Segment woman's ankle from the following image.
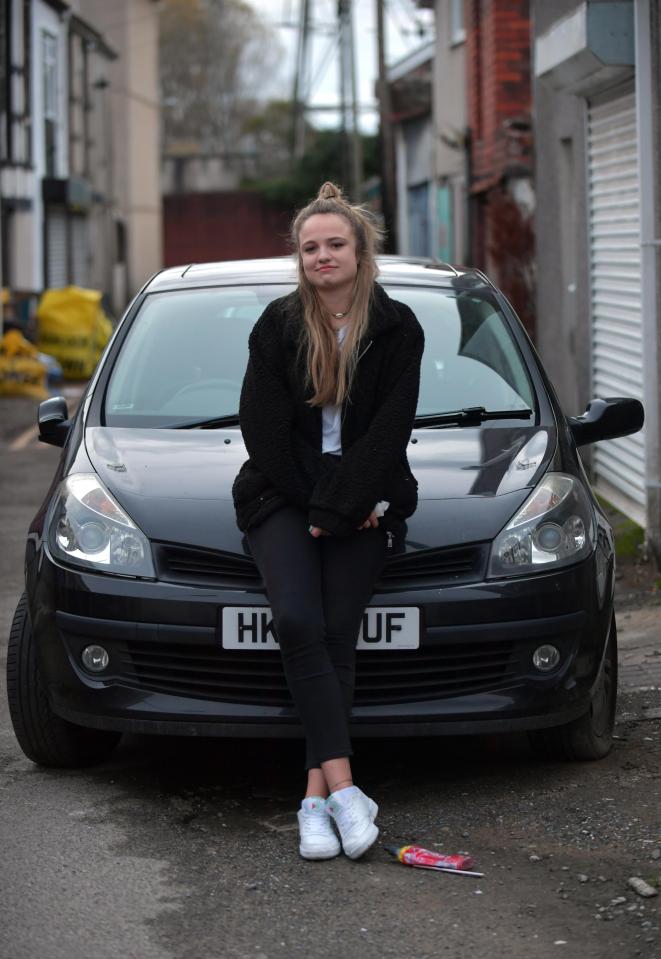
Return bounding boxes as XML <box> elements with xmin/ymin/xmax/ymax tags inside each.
<box><xmin>328</xmin><ymin>778</ymin><xmax>353</xmax><ymax>794</ymax></box>
<box><xmin>305</xmin><ymin>766</ymin><xmax>330</xmax><ymax>800</ymax></box>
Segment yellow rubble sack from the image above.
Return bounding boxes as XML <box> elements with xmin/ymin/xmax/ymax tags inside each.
<box><xmin>0</xmin><ymin>329</ymin><xmax>49</xmax><ymax>399</ymax></box>
<box><xmin>37</xmin><ymin>285</ymin><xmax>112</xmax><ymax>380</ymax></box>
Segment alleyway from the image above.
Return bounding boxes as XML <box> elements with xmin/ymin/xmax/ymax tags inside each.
<box><xmin>1</xmin><ymin>394</ymin><xmax>659</xmax><ymax>959</ymax></box>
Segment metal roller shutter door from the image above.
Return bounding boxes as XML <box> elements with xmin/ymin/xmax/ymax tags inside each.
<box><xmin>587</xmin><ymin>91</ymin><xmax>646</xmax><ymax>526</ymax></box>
<box><xmin>46</xmin><ymin>208</ymin><xmax>68</xmax><ymax>288</ymax></box>
<box><xmin>71</xmin><ymin>215</ymin><xmax>90</xmax><ymax>287</ymax></box>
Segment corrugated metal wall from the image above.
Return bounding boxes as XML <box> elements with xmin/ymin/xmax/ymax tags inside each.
<box><xmin>45</xmin><ymin>209</ymin><xmax>68</xmax><ymax>288</ymax></box>
<box><xmin>71</xmin><ymin>215</ymin><xmax>90</xmax><ymax>287</ymax></box>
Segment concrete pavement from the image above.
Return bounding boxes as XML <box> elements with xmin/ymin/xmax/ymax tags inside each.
<box><xmin>1</xmin><ymin>392</ymin><xmax>660</xmax><ymax>959</ymax></box>
<box><xmin>618</xmin><ymin>606</ymin><xmax>661</xmax><ymax>690</ymax></box>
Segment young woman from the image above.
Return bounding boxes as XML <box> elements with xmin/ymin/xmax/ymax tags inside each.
<box><xmin>233</xmin><ymin>182</ymin><xmax>424</xmax><ymax>861</ymax></box>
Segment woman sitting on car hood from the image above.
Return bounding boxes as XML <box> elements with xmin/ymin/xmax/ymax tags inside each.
<box><xmin>233</xmin><ymin>181</ymin><xmax>424</xmax><ymax>861</ymax></box>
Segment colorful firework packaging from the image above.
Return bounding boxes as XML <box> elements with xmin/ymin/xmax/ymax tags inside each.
<box><xmin>384</xmin><ymin>844</ymin><xmax>484</xmax><ymax>877</ymax></box>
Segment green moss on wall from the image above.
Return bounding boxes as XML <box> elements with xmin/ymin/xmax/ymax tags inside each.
<box><xmin>597</xmin><ymin>495</ymin><xmax>645</xmax><ymax>561</ymax></box>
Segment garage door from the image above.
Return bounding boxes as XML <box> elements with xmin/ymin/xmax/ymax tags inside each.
<box><xmin>46</xmin><ymin>207</ymin><xmax>68</xmax><ymax>288</ymax></box>
<box><xmin>71</xmin><ymin>214</ymin><xmax>90</xmax><ymax>287</ymax></box>
<box><xmin>587</xmin><ymin>90</ymin><xmax>646</xmax><ymax>526</ymax></box>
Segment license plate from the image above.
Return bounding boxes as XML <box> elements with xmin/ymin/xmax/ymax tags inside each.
<box><xmin>221</xmin><ymin>607</ymin><xmax>420</xmax><ymax>650</ymax></box>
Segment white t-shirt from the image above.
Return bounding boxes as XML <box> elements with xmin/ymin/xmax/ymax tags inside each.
<box><xmin>321</xmin><ymin>324</ymin><xmax>349</xmax><ymax>454</ymax></box>
<box><xmin>321</xmin><ymin>324</ymin><xmax>389</xmax><ymax>519</ymax></box>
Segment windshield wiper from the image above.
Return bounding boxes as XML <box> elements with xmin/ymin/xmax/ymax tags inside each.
<box><xmin>414</xmin><ymin>407</ymin><xmax>533</xmax><ymax>428</ymax></box>
<box><xmin>164</xmin><ymin>414</ymin><xmax>241</xmax><ymax>430</ymax></box>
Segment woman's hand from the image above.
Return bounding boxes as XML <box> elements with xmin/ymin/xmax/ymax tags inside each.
<box><xmin>309</xmin><ymin>509</ymin><xmax>379</xmax><ymax>536</ymax></box>
<box><xmin>357</xmin><ymin>510</ymin><xmax>379</xmax><ymax>530</ymax></box>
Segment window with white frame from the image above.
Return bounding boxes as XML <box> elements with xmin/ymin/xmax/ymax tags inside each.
<box><xmin>43</xmin><ymin>30</ymin><xmax>58</xmax><ymax>176</ymax></box>
<box><xmin>450</xmin><ymin>0</ymin><xmax>465</xmax><ymax>45</ymax></box>
<box><xmin>0</xmin><ymin>0</ymin><xmax>8</xmax><ymax>161</ymax></box>
<box><xmin>1</xmin><ymin>0</ymin><xmax>31</xmax><ymax>165</ymax></box>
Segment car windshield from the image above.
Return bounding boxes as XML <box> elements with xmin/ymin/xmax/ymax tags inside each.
<box><xmin>103</xmin><ymin>282</ymin><xmax>535</xmax><ymax>427</ymax></box>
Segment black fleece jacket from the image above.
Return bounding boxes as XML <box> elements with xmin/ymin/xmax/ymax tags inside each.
<box><xmin>232</xmin><ymin>282</ymin><xmax>424</xmax><ymax>537</ymax></box>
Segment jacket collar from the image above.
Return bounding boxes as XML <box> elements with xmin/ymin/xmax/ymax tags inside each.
<box><xmin>367</xmin><ymin>281</ymin><xmax>403</xmax><ymax>338</ymax></box>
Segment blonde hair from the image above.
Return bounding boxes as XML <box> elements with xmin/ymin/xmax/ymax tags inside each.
<box><xmin>291</xmin><ymin>181</ymin><xmax>384</xmax><ymax>407</ymax></box>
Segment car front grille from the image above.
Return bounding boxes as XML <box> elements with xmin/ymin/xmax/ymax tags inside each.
<box><xmin>120</xmin><ymin>637</ymin><xmax>517</xmax><ymax>707</ymax></box>
<box><xmin>154</xmin><ymin>544</ymin><xmax>260</xmax><ymax>589</ymax></box>
<box><xmin>379</xmin><ymin>544</ymin><xmax>488</xmax><ymax>589</ymax></box>
<box><xmin>153</xmin><ymin>542</ymin><xmax>489</xmax><ymax>591</ymax></box>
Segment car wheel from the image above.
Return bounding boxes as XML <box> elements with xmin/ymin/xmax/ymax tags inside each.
<box><xmin>529</xmin><ymin>615</ymin><xmax>618</xmax><ymax>761</ymax></box>
<box><xmin>6</xmin><ymin>594</ymin><xmax>122</xmax><ymax>767</ymax></box>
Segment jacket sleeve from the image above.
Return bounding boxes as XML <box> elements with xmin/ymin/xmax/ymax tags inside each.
<box><xmin>308</xmin><ymin>318</ymin><xmax>424</xmax><ymax>536</ymax></box>
<box><xmin>239</xmin><ymin>308</ymin><xmax>325</xmax><ymax>508</ymax></box>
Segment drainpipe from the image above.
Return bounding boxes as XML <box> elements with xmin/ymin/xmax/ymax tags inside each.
<box><xmin>0</xmin><ymin>200</ymin><xmax>3</xmax><ymax>337</ymax></box>
<box><xmin>463</xmin><ymin>126</ymin><xmax>472</xmax><ymax>265</ymax></box>
<box><xmin>636</xmin><ymin>0</ymin><xmax>661</xmax><ymax>563</ymax></box>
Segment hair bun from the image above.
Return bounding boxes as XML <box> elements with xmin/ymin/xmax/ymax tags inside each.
<box><xmin>317</xmin><ymin>181</ymin><xmax>344</xmax><ymax>201</ymax></box>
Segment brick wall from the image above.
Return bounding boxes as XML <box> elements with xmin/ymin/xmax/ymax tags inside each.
<box><xmin>466</xmin><ymin>0</ymin><xmax>532</xmax><ymax>190</ymax></box>
<box><xmin>465</xmin><ymin>0</ymin><xmax>534</xmax><ymax>336</ymax></box>
<box><xmin>163</xmin><ymin>192</ymin><xmax>292</xmax><ymax>267</ymax></box>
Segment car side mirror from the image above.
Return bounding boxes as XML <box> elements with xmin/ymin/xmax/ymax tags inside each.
<box><xmin>38</xmin><ymin>396</ymin><xmax>72</xmax><ymax>448</ymax></box>
<box><xmin>568</xmin><ymin>397</ymin><xmax>644</xmax><ymax>447</ymax></box>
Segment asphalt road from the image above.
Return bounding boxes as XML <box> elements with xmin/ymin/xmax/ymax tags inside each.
<box><xmin>1</xmin><ymin>395</ymin><xmax>660</xmax><ymax>959</ymax></box>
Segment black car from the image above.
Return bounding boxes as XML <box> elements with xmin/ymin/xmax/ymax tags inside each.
<box><xmin>7</xmin><ymin>257</ymin><xmax>644</xmax><ymax>768</ymax></box>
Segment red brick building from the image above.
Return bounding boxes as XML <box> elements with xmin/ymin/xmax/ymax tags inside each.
<box><xmin>465</xmin><ymin>0</ymin><xmax>534</xmax><ymax>334</ymax></box>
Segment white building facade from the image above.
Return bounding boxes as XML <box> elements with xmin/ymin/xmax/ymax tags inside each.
<box><xmin>0</xmin><ymin>0</ymin><xmax>161</xmax><ymax>322</ymax></box>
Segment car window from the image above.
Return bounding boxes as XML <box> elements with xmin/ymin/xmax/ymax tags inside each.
<box><xmin>387</xmin><ymin>287</ymin><xmax>535</xmax><ymax>416</ymax></box>
<box><xmin>103</xmin><ymin>282</ymin><xmax>535</xmax><ymax>427</ymax></box>
<box><xmin>104</xmin><ymin>286</ymin><xmax>292</xmax><ymax>426</ymax></box>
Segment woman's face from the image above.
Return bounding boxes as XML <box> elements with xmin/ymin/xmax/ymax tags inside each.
<box><xmin>298</xmin><ymin>213</ymin><xmax>359</xmax><ymax>296</ymax></box>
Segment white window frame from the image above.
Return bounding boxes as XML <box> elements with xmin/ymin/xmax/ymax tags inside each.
<box><xmin>42</xmin><ymin>30</ymin><xmax>58</xmax><ymax>122</ymax></box>
<box><xmin>42</xmin><ymin>29</ymin><xmax>58</xmax><ymax>176</ymax></box>
<box><xmin>450</xmin><ymin>0</ymin><xmax>466</xmax><ymax>46</ymax></box>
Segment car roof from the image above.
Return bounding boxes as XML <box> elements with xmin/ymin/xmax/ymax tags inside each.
<box><xmin>144</xmin><ymin>256</ymin><xmax>490</xmax><ymax>294</ymax></box>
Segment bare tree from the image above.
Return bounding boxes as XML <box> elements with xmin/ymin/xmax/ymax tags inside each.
<box><xmin>160</xmin><ymin>0</ymin><xmax>280</xmax><ymax>154</ymax></box>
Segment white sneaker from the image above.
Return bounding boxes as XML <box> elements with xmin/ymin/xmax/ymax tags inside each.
<box><xmin>326</xmin><ymin>786</ymin><xmax>379</xmax><ymax>860</ymax></box>
<box><xmin>297</xmin><ymin>796</ymin><xmax>341</xmax><ymax>860</ymax></box>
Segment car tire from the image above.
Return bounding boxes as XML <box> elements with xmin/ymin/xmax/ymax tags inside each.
<box><xmin>529</xmin><ymin>615</ymin><xmax>618</xmax><ymax>762</ymax></box>
<box><xmin>6</xmin><ymin>594</ymin><xmax>122</xmax><ymax>768</ymax></box>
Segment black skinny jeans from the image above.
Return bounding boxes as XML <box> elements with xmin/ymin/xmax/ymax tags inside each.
<box><xmin>247</xmin><ymin>505</ymin><xmax>388</xmax><ymax>771</ymax></box>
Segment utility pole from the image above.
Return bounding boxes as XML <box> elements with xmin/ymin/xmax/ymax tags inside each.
<box><xmin>338</xmin><ymin>0</ymin><xmax>362</xmax><ymax>201</ymax></box>
<box><xmin>292</xmin><ymin>0</ymin><xmax>311</xmax><ymax>159</ymax></box>
<box><xmin>347</xmin><ymin>0</ymin><xmax>362</xmax><ymax>201</ymax></box>
<box><xmin>376</xmin><ymin>0</ymin><xmax>397</xmax><ymax>251</ymax></box>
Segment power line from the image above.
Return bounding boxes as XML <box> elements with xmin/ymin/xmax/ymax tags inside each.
<box><xmin>292</xmin><ymin>0</ymin><xmax>311</xmax><ymax>157</ymax></box>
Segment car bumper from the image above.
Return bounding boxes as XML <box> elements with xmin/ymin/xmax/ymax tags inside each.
<box><xmin>27</xmin><ymin>547</ymin><xmax>613</xmax><ymax>738</ymax></box>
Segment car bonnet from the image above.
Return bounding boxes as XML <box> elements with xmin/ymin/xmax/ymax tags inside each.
<box><xmin>84</xmin><ymin>422</ymin><xmax>555</xmax><ymax>554</ymax></box>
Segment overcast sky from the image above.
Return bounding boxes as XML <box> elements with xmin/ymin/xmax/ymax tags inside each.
<box><xmin>245</xmin><ymin>0</ymin><xmax>435</xmax><ymax>133</ymax></box>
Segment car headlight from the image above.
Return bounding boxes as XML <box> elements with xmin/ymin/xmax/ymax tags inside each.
<box><xmin>488</xmin><ymin>472</ymin><xmax>596</xmax><ymax>577</ymax></box>
<box><xmin>49</xmin><ymin>474</ymin><xmax>155</xmax><ymax>578</ymax></box>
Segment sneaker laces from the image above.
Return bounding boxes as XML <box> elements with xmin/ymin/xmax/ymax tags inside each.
<box><xmin>300</xmin><ymin>805</ymin><xmax>333</xmax><ymax>837</ymax></box>
<box><xmin>328</xmin><ymin>794</ymin><xmax>361</xmax><ymax>830</ymax></box>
